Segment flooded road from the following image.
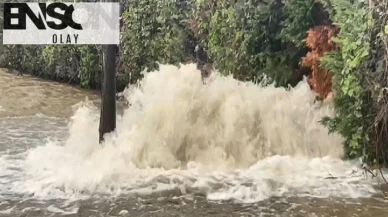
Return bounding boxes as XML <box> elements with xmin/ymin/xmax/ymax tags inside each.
<box><xmin>1</xmin><ymin>66</ymin><xmax>388</xmax><ymax>217</ymax></box>
<box><xmin>0</xmin><ymin>69</ymin><xmax>100</xmax><ymax>118</ymax></box>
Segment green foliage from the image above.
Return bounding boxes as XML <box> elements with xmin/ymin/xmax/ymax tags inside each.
<box><xmin>120</xmin><ymin>0</ymin><xmax>195</xmax><ymax>84</ymax></box>
<box><xmin>279</xmin><ymin>0</ymin><xmax>315</xmax><ymax>47</ymax></box>
<box><xmin>195</xmin><ymin>0</ymin><xmax>315</xmax><ymax>86</ymax></box>
<box><xmin>1</xmin><ymin>0</ymin><xmax>316</xmax><ymax>90</ymax></box>
<box><xmin>364</xmin><ymin>0</ymin><xmax>388</xmax><ymax>166</ymax></box>
<box><xmin>0</xmin><ymin>0</ymin><xmax>103</xmax><ymax>89</ymax></box>
<box><xmin>320</xmin><ymin>0</ymin><xmax>371</xmax><ymax>160</ymax></box>
<box><xmin>42</xmin><ymin>46</ymin><xmax>78</xmax><ymax>80</ymax></box>
<box><xmin>120</xmin><ymin>0</ymin><xmax>159</xmax><ymax>84</ymax></box>
<box><xmin>119</xmin><ymin>0</ymin><xmax>317</xmax><ymax>87</ymax></box>
<box><xmin>78</xmin><ymin>46</ymin><xmax>102</xmax><ymax>89</ymax></box>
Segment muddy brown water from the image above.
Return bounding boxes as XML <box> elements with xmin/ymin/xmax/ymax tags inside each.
<box><xmin>1</xmin><ymin>69</ymin><xmax>388</xmax><ymax>217</ymax></box>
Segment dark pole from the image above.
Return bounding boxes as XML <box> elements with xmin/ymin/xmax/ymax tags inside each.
<box><xmin>99</xmin><ymin>0</ymin><xmax>118</xmax><ymax>143</ymax></box>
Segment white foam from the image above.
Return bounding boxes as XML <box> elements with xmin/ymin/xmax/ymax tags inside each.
<box><xmin>1</xmin><ymin>64</ymin><xmax>384</xmax><ymax>203</ymax></box>
<box><xmin>46</xmin><ymin>205</ymin><xmax>79</xmax><ymax>215</ymax></box>
<box><xmin>0</xmin><ymin>207</ymin><xmax>14</xmax><ymax>214</ymax></box>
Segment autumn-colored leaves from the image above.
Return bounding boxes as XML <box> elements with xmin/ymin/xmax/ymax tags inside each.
<box><xmin>302</xmin><ymin>26</ymin><xmax>338</xmax><ymax>100</ymax></box>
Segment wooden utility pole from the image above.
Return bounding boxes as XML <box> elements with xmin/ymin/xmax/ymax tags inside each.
<box><xmin>99</xmin><ymin>0</ymin><xmax>118</xmax><ymax>143</ymax></box>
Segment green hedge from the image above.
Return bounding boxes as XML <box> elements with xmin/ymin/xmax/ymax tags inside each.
<box><xmin>0</xmin><ymin>0</ymin><xmax>316</xmax><ymax>90</ymax></box>
<box><xmin>196</xmin><ymin>0</ymin><xmax>315</xmax><ymax>86</ymax></box>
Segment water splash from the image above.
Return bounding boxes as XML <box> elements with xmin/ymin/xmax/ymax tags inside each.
<box><xmin>1</xmin><ymin>64</ymin><xmax>382</xmax><ymax>204</ymax></box>
<box><xmin>107</xmin><ymin>63</ymin><xmax>342</xmax><ymax>168</ymax></box>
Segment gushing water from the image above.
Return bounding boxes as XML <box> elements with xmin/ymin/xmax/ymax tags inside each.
<box><xmin>0</xmin><ymin>65</ymin><xmax>385</xmax><ymax>216</ymax></box>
